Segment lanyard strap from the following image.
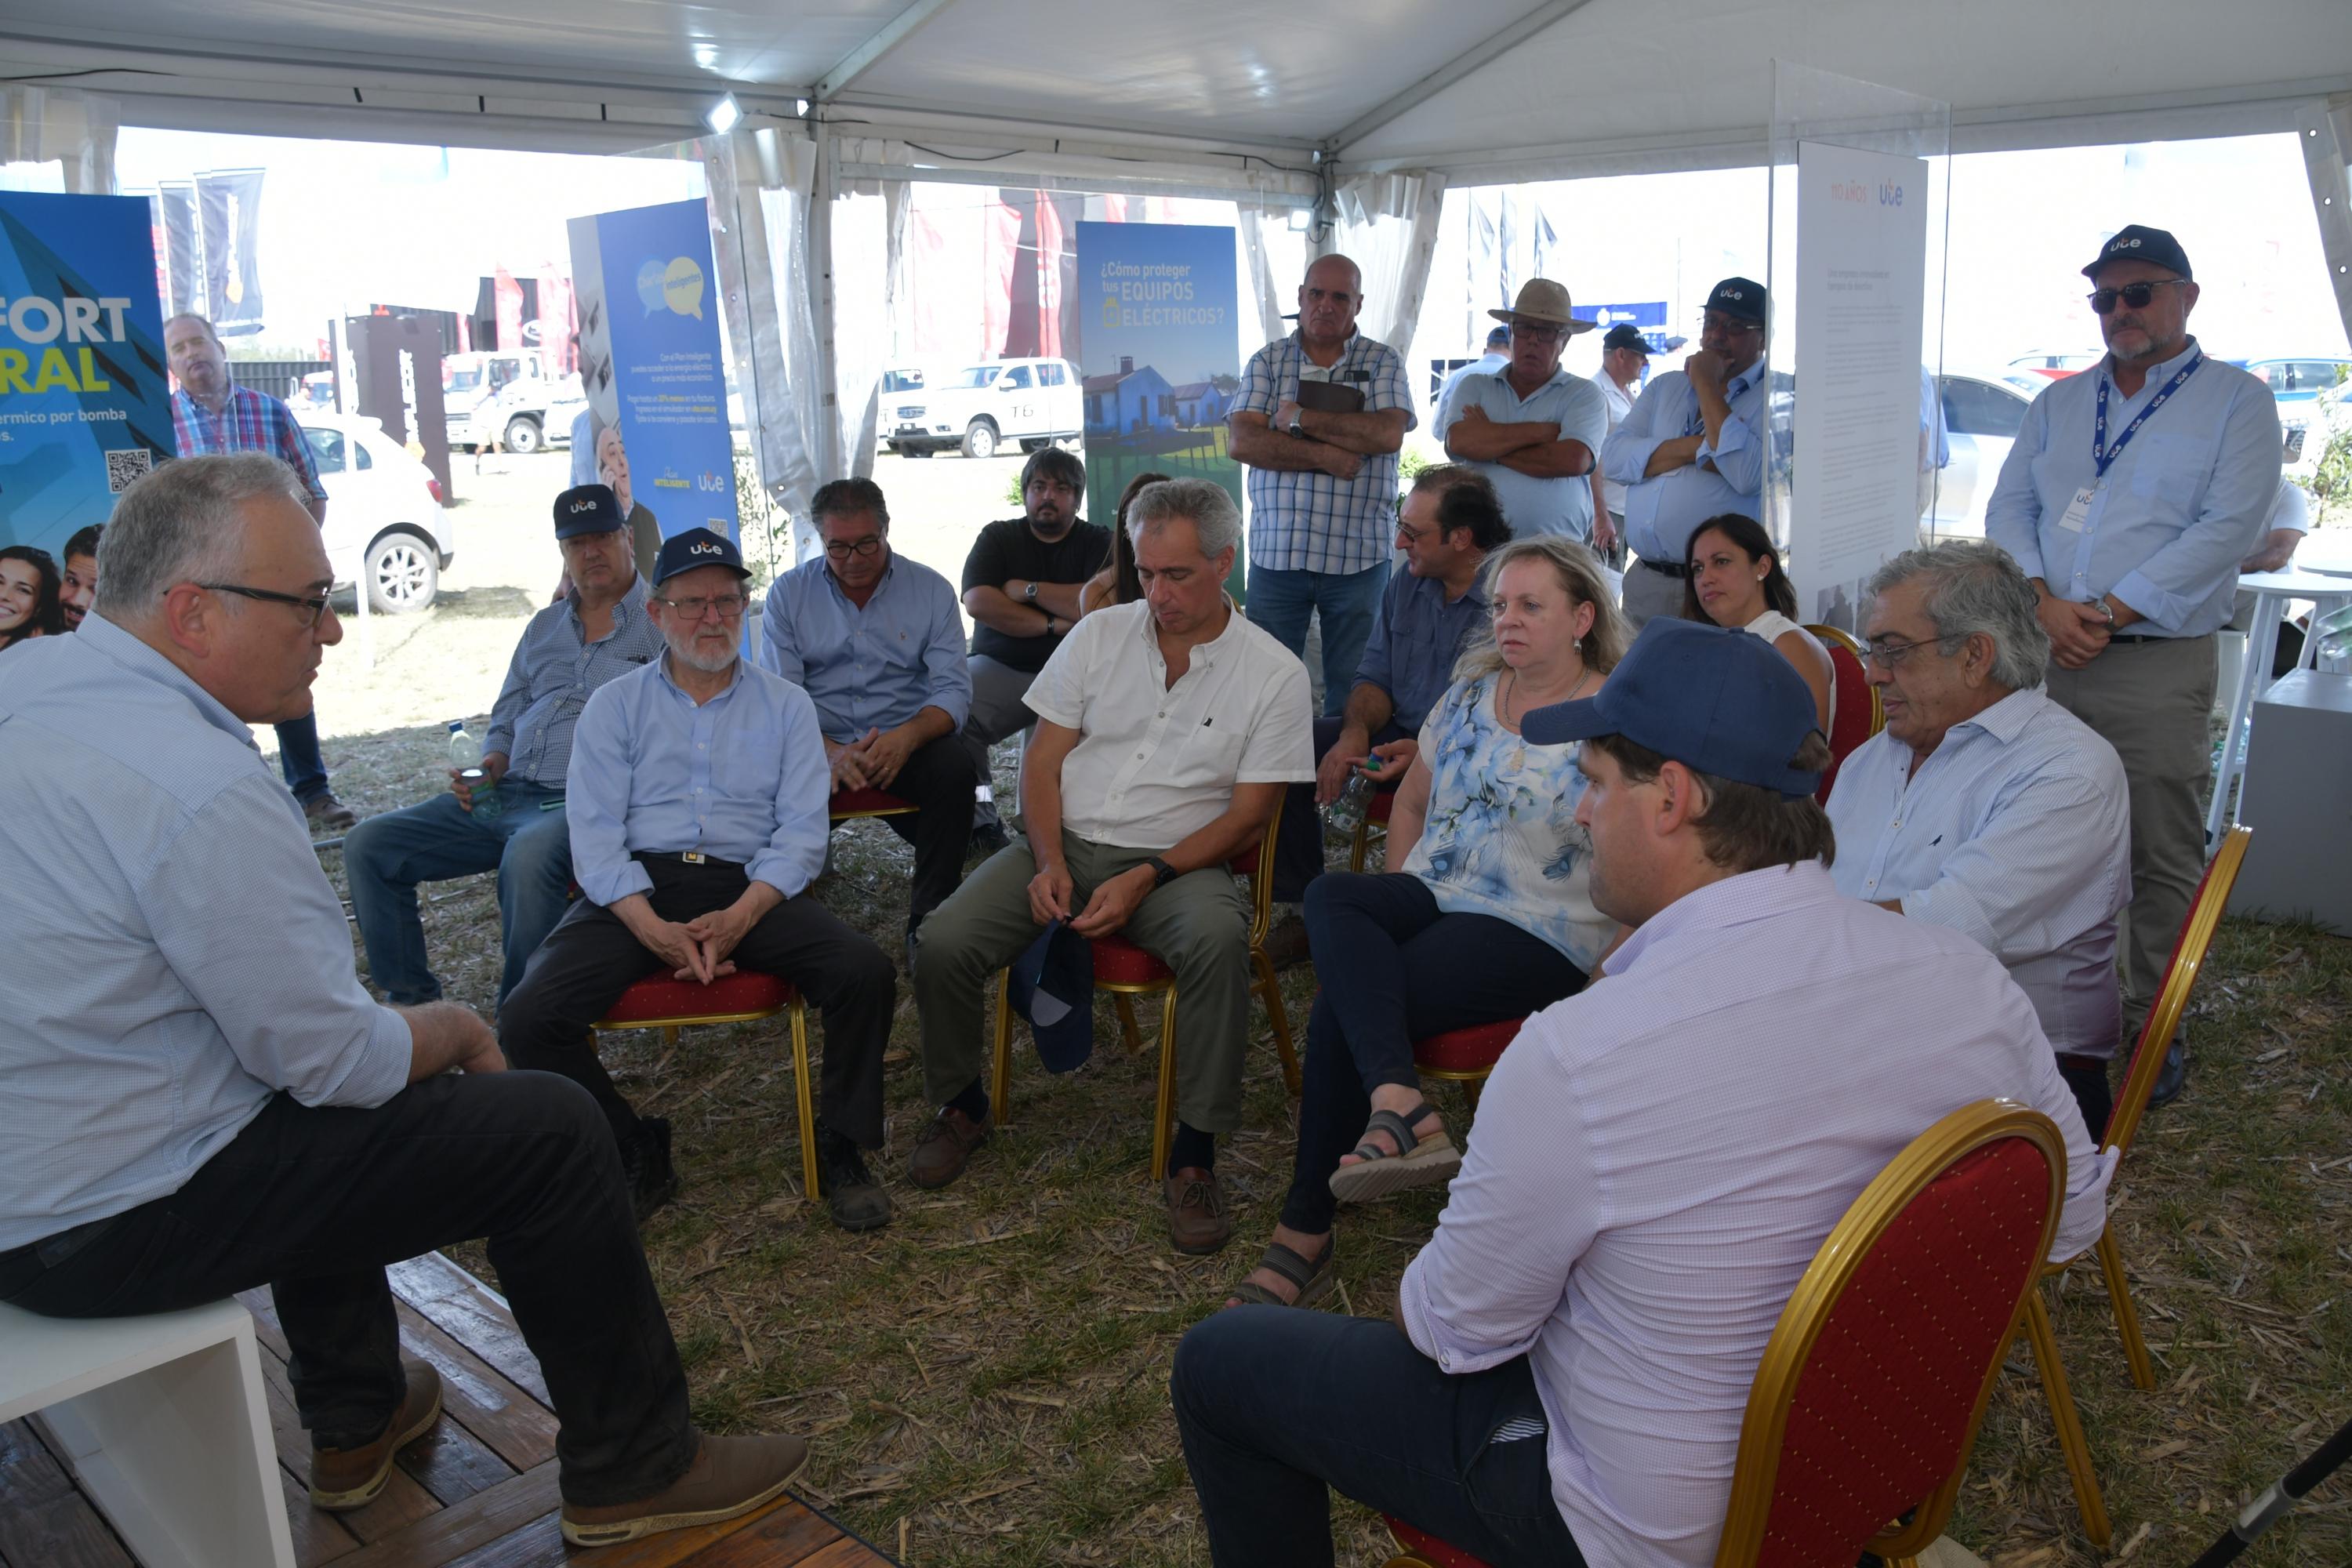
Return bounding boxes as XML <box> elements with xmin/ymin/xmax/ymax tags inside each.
<box><xmin>2093</xmin><ymin>353</ymin><xmax>2201</xmax><ymax>478</ymax></box>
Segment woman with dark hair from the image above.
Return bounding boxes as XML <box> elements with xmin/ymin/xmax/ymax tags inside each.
<box><xmin>0</xmin><ymin>545</ymin><xmax>65</xmax><ymax>652</ymax></box>
<box><xmin>1079</xmin><ymin>470</ymin><xmax>1171</xmax><ymax>613</ymax></box>
<box><xmin>1682</xmin><ymin>511</ymin><xmax>1834</xmax><ymax>734</ymax></box>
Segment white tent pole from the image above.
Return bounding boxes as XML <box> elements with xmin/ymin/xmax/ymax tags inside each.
<box><xmin>811</xmin><ymin>118</ymin><xmax>840</xmax><ymax>484</ymax></box>
<box><xmin>2296</xmin><ymin>96</ymin><xmax>2352</xmax><ymax>354</ymax></box>
<box><xmin>815</xmin><ymin>0</ymin><xmax>963</xmax><ymax>103</ymax></box>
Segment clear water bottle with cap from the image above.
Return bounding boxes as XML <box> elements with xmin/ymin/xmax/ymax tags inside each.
<box><xmin>448</xmin><ymin>720</ymin><xmax>502</xmax><ymax>821</ymax></box>
<box><xmin>1326</xmin><ymin>768</ymin><xmax>1376</xmax><ymax>835</ymax></box>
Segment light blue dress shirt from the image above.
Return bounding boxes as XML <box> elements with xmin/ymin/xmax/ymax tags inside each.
<box><xmin>1984</xmin><ymin>339</ymin><xmax>2281</xmax><ymax>638</ymax></box>
<box><xmin>756</xmin><ymin>554</ymin><xmax>972</xmax><ymax>741</ymax></box>
<box><xmin>567</xmin><ymin>655</ymin><xmax>830</xmax><ymax>908</ymax></box>
<box><xmin>1439</xmin><ymin>368</ymin><xmax>1610</xmax><ymax>541</ymax></box>
<box><xmin>0</xmin><ymin>619</ymin><xmax>413</xmax><ymax>1249</ymax></box>
<box><xmin>1825</xmin><ymin>688</ymin><xmax>2132</xmax><ymax>1057</ymax></box>
<box><xmin>484</xmin><ymin>575</ymin><xmax>662</xmax><ymax>787</ymax></box>
<box><xmin>1599</xmin><ymin>361</ymin><xmax>1771</xmax><ymax>564</ymax></box>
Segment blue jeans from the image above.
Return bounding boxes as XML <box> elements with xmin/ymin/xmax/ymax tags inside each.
<box><xmin>1173</xmin><ymin>1305</ymin><xmax>1588</xmax><ymax>1568</ymax></box>
<box><xmin>275</xmin><ymin>713</ymin><xmax>328</xmax><ymax>801</ymax></box>
<box><xmin>343</xmin><ymin>779</ymin><xmax>573</xmax><ymax>1007</ymax></box>
<box><xmin>1245</xmin><ymin>562</ymin><xmax>1390</xmax><ymax>718</ymax></box>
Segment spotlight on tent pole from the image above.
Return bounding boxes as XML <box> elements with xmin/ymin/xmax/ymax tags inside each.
<box><xmin>706</xmin><ymin>94</ymin><xmax>742</xmax><ymax>135</ymax></box>
<box><xmin>795</xmin><ymin>98</ymin><xmax>811</xmax><ymax>118</ymax></box>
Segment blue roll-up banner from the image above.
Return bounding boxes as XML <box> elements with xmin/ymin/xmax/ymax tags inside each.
<box><xmin>0</xmin><ymin>191</ymin><xmax>174</xmax><ymax>554</ymax></box>
<box><xmin>567</xmin><ymin>198</ymin><xmax>739</xmax><ymax>558</ymax></box>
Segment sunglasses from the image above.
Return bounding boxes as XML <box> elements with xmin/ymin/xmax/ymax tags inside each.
<box><xmin>2087</xmin><ymin>278</ymin><xmax>2187</xmax><ymax>315</ymax></box>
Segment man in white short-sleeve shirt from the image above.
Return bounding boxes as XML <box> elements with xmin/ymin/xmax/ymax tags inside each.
<box><xmin>909</xmin><ymin>478</ymin><xmax>1312</xmax><ymax>1253</ymax></box>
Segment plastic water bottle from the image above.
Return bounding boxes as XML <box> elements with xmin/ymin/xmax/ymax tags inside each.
<box><xmin>1327</xmin><ymin>769</ymin><xmax>1375</xmax><ymax>834</ymax></box>
<box><xmin>448</xmin><ymin>720</ymin><xmax>502</xmax><ymax>821</ymax></box>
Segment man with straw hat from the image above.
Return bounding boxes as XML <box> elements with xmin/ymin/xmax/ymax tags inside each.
<box><xmin>1437</xmin><ymin>279</ymin><xmax>1609</xmax><ymax>545</ymax></box>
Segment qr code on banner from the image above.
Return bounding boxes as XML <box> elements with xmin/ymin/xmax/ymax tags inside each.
<box><xmin>105</xmin><ymin>448</ymin><xmax>154</xmax><ymax>493</ymax></box>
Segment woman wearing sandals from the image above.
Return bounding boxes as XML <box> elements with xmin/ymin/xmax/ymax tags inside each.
<box><xmin>1681</xmin><ymin>511</ymin><xmax>1835</xmax><ymax>735</ymax></box>
<box><xmin>1230</xmin><ymin>535</ymin><xmax>1625</xmax><ymax>1308</ymax></box>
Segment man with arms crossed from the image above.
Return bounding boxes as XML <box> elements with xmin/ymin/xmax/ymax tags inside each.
<box><xmin>1171</xmin><ymin>617</ymin><xmax>2112</xmax><ymax>1567</ymax></box>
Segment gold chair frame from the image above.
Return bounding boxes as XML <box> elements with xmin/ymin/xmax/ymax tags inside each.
<box><xmin>1804</xmin><ymin>622</ymin><xmax>1888</xmax><ymax>739</ymax></box>
<box><xmin>593</xmin><ymin>989</ymin><xmax>818</xmax><ymax>1203</ymax></box>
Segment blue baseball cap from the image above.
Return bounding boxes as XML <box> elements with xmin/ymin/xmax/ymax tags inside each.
<box><xmin>651</xmin><ymin>526</ymin><xmax>749</xmax><ymax>587</ymax></box>
<box><xmin>1705</xmin><ymin>276</ymin><xmax>1767</xmax><ymax>325</ymax></box>
<box><xmin>1523</xmin><ymin>618</ymin><xmax>1822</xmax><ymax>798</ymax></box>
<box><xmin>554</xmin><ymin>483</ymin><xmax>626</xmax><ymax>539</ymax></box>
<box><xmin>2082</xmin><ymin>223</ymin><xmax>2192</xmax><ymax>282</ymax></box>
<box><xmin>1007</xmin><ymin>920</ymin><xmax>1094</xmax><ymax>1073</ymax></box>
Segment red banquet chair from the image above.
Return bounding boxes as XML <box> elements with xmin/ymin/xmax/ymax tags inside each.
<box><xmin>989</xmin><ymin>826</ymin><xmax>1299</xmax><ymax>1180</ymax></box>
<box><xmin>593</xmin><ymin>971</ymin><xmax>819</xmax><ymax>1202</ymax></box>
<box><xmin>1412</xmin><ymin>1017</ymin><xmax>1524</xmax><ymax>1112</ymax></box>
<box><xmin>827</xmin><ymin>786</ymin><xmax>920</xmax><ymax>824</ymax></box>
<box><xmin>1385</xmin><ymin>1100</ymin><xmax>2070</xmax><ymax>1568</ymax></box>
<box><xmin>1804</xmin><ymin>622</ymin><xmax>1884</xmax><ymax>804</ymax></box>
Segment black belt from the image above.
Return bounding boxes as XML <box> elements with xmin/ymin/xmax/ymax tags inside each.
<box><xmin>1639</xmin><ymin>558</ymin><xmax>1693</xmax><ymax>579</ymax></box>
<box><xmin>2103</xmin><ymin>632</ymin><xmax>2209</xmax><ymax>647</ymax></box>
<box><xmin>632</xmin><ymin>850</ymin><xmax>747</xmax><ymax>872</ymax></box>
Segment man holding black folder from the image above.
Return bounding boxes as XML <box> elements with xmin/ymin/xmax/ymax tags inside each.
<box><xmin>1230</xmin><ymin>255</ymin><xmax>1417</xmax><ymax>716</ymax></box>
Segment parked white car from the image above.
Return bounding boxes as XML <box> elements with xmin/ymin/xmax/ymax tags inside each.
<box><xmin>884</xmin><ymin>357</ymin><xmax>1081</xmax><ymax>459</ymax></box>
<box><xmin>299</xmin><ymin>412</ymin><xmax>456</xmax><ymax>614</ymax></box>
<box><xmin>1922</xmin><ymin>368</ymin><xmax>2051</xmax><ymax>541</ymax></box>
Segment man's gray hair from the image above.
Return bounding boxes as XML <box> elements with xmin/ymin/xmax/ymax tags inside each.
<box><xmin>1866</xmin><ymin>539</ymin><xmax>2051</xmax><ymax>690</ymax></box>
<box><xmin>96</xmin><ymin>454</ymin><xmax>308</xmax><ymax>617</ymax></box>
<box><xmin>1126</xmin><ymin>478</ymin><xmax>1242</xmax><ymax>560</ymax></box>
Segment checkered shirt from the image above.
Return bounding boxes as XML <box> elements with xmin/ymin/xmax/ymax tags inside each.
<box><xmin>1234</xmin><ymin>330</ymin><xmax>1417</xmax><ymax>575</ymax></box>
<box><xmin>172</xmin><ymin>386</ymin><xmax>327</xmax><ymax>503</ymax></box>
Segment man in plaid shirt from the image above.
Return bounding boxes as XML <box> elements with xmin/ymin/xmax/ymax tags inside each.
<box><xmin>1229</xmin><ymin>255</ymin><xmax>1417</xmax><ymax>717</ymax></box>
<box><xmin>168</xmin><ymin>313</ymin><xmax>356</xmax><ymax>830</ymax></box>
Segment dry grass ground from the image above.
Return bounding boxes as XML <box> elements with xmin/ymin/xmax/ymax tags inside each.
<box><xmin>296</xmin><ymin>466</ymin><xmax>2352</xmax><ymax>1565</ymax></box>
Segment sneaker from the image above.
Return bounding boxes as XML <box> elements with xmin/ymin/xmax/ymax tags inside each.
<box><xmin>303</xmin><ymin>791</ymin><xmax>359</xmax><ymax>832</ymax></box>
<box><xmin>1164</xmin><ymin>1167</ymin><xmax>1233</xmax><ymax>1254</ymax></box>
<box><xmin>310</xmin><ymin>1359</ymin><xmax>442</xmax><ymax>1510</ymax></box>
<box><xmin>623</xmin><ymin>1116</ymin><xmax>678</xmax><ymax>1223</ymax></box>
<box><xmin>970</xmin><ymin>818</ymin><xmax>1011</xmax><ymax>857</ymax></box>
<box><xmin>908</xmin><ymin>1104</ymin><xmax>991</xmax><ymax>1189</ymax></box>
<box><xmin>819</xmin><ymin>1140</ymin><xmax>893</xmax><ymax>1232</ymax></box>
<box><xmin>559</xmin><ymin>1432</ymin><xmax>809</xmax><ymax>1548</ymax></box>
<box><xmin>2147</xmin><ymin>1041</ymin><xmax>2189</xmax><ymax>1108</ymax></box>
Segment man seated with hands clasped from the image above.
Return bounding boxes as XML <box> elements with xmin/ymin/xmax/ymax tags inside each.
<box><xmin>499</xmin><ymin>528</ymin><xmax>899</xmax><ymax>1234</ymax></box>
<box><xmin>911</xmin><ymin>478</ymin><xmax>1312</xmax><ymax>1254</ymax></box>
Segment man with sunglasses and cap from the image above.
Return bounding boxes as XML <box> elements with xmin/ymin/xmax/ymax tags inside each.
<box><xmin>1438</xmin><ymin>279</ymin><xmax>1610</xmax><ymax>546</ymax></box>
<box><xmin>1986</xmin><ymin>224</ymin><xmax>2281</xmax><ymax>1108</ymax></box>
<box><xmin>345</xmin><ymin>484</ymin><xmax>663</xmax><ymax>1014</ymax></box>
<box><xmin>499</xmin><ymin>527</ymin><xmax>898</xmax><ymax>1234</ymax></box>
<box><xmin>1171</xmin><ymin>616</ymin><xmax>2114</xmax><ymax>1568</ymax></box>
<box><xmin>1600</xmin><ymin>278</ymin><xmax>1773</xmax><ymax>629</ymax></box>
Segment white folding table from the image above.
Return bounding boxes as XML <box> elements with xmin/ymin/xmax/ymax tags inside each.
<box><xmin>2209</xmin><ymin>564</ymin><xmax>2352</xmax><ymax>841</ymax></box>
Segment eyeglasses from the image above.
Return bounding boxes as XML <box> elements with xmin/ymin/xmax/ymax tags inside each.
<box><xmin>655</xmin><ymin>593</ymin><xmax>747</xmax><ymax>621</ymax></box>
<box><xmin>822</xmin><ymin>536</ymin><xmax>884</xmax><ymax>559</ymax></box>
<box><xmin>1508</xmin><ymin>322</ymin><xmax>1566</xmax><ymax>344</ymax></box>
<box><xmin>1698</xmin><ymin>315</ymin><xmax>1763</xmax><ymax>336</ymax></box>
<box><xmin>1394</xmin><ymin>517</ymin><xmax>1432</xmax><ymax>545</ymax></box>
<box><xmin>198</xmin><ymin>582</ymin><xmax>334</xmax><ymax>630</ymax></box>
<box><xmin>2086</xmin><ymin>278</ymin><xmax>2187</xmax><ymax>315</ymax></box>
<box><xmin>1859</xmin><ymin>634</ymin><xmax>1955</xmax><ymax>670</ymax></box>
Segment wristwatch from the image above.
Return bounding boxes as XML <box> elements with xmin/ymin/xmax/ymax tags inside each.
<box><xmin>1287</xmin><ymin>415</ymin><xmax>1305</xmax><ymax>439</ymax></box>
<box><xmin>2094</xmin><ymin>596</ymin><xmax>2117</xmax><ymax>626</ymax></box>
<box><xmin>1145</xmin><ymin>856</ymin><xmax>1178</xmax><ymax>888</ymax></box>
<box><xmin>1022</xmin><ymin>581</ymin><xmax>1038</xmax><ymax>603</ymax></box>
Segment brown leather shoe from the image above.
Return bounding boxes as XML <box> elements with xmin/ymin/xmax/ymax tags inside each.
<box><xmin>560</xmin><ymin>1433</ymin><xmax>809</xmax><ymax>1547</ymax></box>
<box><xmin>303</xmin><ymin>791</ymin><xmax>359</xmax><ymax>833</ymax></box>
<box><xmin>908</xmin><ymin>1105</ymin><xmax>991</xmax><ymax>1189</ymax></box>
<box><xmin>1165</xmin><ymin>1166</ymin><xmax>1233</xmax><ymax>1255</ymax></box>
<box><xmin>310</xmin><ymin>1358</ymin><xmax>443</xmax><ymax>1510</ymax></box>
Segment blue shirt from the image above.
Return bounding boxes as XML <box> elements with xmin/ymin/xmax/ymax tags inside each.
<box><xmin>1600</xmin><ymin>361</ymin><xmax>1771</xmax><ymax>564</ymax></box>
<box><xmin>1825</xmin><ymin>688</ymin><xmax>2132</xmax><ymax>1057</ymax></box>
<box><xmin>1354</xmin><ymin>568</ymin><xmax>1490</xmax><ymax>733</ymax></box>
<box><xmin>1233</xmin><ymin>329</ymin><xmax>1419</xmax><ymax>575</ymax></box>
<box><xmin>0</xmin><ymin>619</ymin><xmax>413</xmax><ymax>1249</ymax></box>
<box><xmin>569</xmin><ymin>406</ymin><xmax>598</xmax><ymax>488</ymax></box>
<box><xmin>757</xmin><ymin>554</ymin><xmax>971</xmax><ymax>740</ymax></box>
<box><xmin>1439</xmin><ymin>368</ymin><xmax>1610</xmax><ymax>540</ymax></box>
<box><xmin>485</xmin><ymin>575</ymin><xmax>663</xmax><ymax>787</ymax></box>
<box><xmin>1984</xmin><ymin>339</ymin><xmax>2281</xmax><ymax>637</ymax></box>
<box><xmin>567</xmin><ymin>655</ymin><xmax>831</xmax><ymax>908</ymax></box>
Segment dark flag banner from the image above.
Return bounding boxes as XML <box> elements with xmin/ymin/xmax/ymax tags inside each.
<box><xmin>195</xmin><ymin>168</ymin><xmax>266</xmax><ymax>334</ymax></box>
<box><xmin>158</xmin><ymin>180</ymin><xmax>198</xmax><ymax>318</ymax></box>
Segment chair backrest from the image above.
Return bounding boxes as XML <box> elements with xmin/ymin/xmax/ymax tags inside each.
<box><xmin>2104</xmin><ymin>825</ymin><xmax>2252</xmax><ymax>1160</ymax></box>
<box><xmin>1714</xmin><ymin>1100</ymin><xmax>2065</xmax><ymax>1568</ymax></box>
<box><xmin>1230</xmin><ymin>811</ymin><xmax>1281</xmax><ymax>943</ymax></box>
<box><xmin>1804</xmin><ymin>623</ymin><xmax>1883</xmax><ymax>805</ymax></box>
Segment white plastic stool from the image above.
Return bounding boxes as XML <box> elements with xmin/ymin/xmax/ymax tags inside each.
<box><xmin>0</xmin><ymin>1298</ymin><xmax>295</xmax><ymax>1568</ymax></box>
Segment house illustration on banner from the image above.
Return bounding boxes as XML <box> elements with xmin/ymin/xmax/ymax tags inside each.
<box><xmin>1170</xmin><ymin>380</ymin><xmax>1232</xmax><ymax>428</ymax></box>
<box><xmin>1083</xmin><ymin>357</ymin><xmax>1176</xmax><ymax>434</ymax></box>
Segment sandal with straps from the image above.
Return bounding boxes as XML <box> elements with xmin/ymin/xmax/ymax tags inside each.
<box><xmin>1327</xmin><ymin>1100</ymin><xmax>1460</xmax><ymax>1205</ymax></box>
<box><xmin>1225</xmin><ymin>1236</ymin><xmax>1336</xmax><ymax>1309</ymax></box>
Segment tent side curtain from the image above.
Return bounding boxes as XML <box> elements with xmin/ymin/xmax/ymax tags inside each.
<box><xmin>1</xmin><ymin>85</ymin><xmax>119</xmax><ymax>194</ymax></box>
<box><xmin>1330</xmin><ymin>169</ymin><xmax>1448</xmax><ymax>356</ymax></box>
<box><xmin>2300</xmin><ymin>95</ymin><xmax>2352</xmax><ymax>356</ymax></box>
<box><xmin>710</xmin><ymin>126</ymin><xmax>825</xmax><ymax>563</ymax></box>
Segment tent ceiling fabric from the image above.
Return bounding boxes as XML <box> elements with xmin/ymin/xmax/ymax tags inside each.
<box><xmin>3</xmin><ymin>0</ymin><xmax>2349</xmax><ymax>172</ymax></box>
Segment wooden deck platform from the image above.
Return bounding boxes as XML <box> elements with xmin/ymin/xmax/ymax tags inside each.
<box><xmin>0</xmin><ymin>1254</ymin><xmax>895</xmax><ymax>1568</ymax></box>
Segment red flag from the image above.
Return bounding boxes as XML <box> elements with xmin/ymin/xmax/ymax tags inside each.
<box><xmin>494</xmin><ymin>267</ymin><xmax>524</xmax><ymax>353</ymax></box>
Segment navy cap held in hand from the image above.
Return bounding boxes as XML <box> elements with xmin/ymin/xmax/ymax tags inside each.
<box><xmin>1008</xmin><ymin>920</ymin><xmax>1094</xmax><ymax>1073</ymax></box>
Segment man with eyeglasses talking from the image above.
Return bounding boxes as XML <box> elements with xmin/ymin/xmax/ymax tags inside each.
<box><xmin>499</xmin><ymin>526</ymin><xmax>898</xmax><ymax>1232</ymax></box>
<box><xmin>1986</xmin><ymin>225</ymin><xmax>2281</xmax><ymax>1108</ymax></box>
<box><xmin>758</xmin><ymin>477</ymin><xmax>976</xmax><ymax>966</ymax></box>
<box><xmin>1600</xmin><ymin>278</ymin><xmax>1773</xmax><ymax>630</ymax></box>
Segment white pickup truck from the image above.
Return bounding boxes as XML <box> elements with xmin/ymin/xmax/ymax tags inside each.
<box><xmin>884</xmin><ymin>357</ymin><xmax>1082</xmax><ymax>459</ymax></box>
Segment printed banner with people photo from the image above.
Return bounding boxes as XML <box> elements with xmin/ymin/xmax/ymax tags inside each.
<box><xmin>0</xmin><ymin>190</ymin><xmax>174</xmax><ymax>567</ymax></box>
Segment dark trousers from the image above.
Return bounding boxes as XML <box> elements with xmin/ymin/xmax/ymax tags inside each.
<box><xmin>276</xmin><ymin>712</ymin><xmax>328</xmax><ymax>801</ymax></box>
<box><xmin>0</xmin><ymin>1074</ymin><xmax>695</xmax><ymax>1507</ymax></box>
<box><xmin>2059</xmin><ymin>1056</ymin><xmax>2114</xmax><ymax>1144</ymax></box>
<box><xmin>867</xmin><ymin>732</ymin><xmax>975</xmax><ymax>929</ymax></box>
<box><xmin>1173</xmin><ymin>1305</ymin><xmax>1588</xmax><ymax>1568</ymax></box>
<box><xmin>1283</xmin><ymin>873</ymin><xmax>1586</xmax><ymax>1236</ymax></box>
<box><xmin>498</xmin><ymin>856</ymin><xmax>896</xmax><ymax>1149</ymax></box>
<box><xmin>1272</xmin><ymin>714</ymin><xmax>1410</xmax><ymax>903</ymax></box>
